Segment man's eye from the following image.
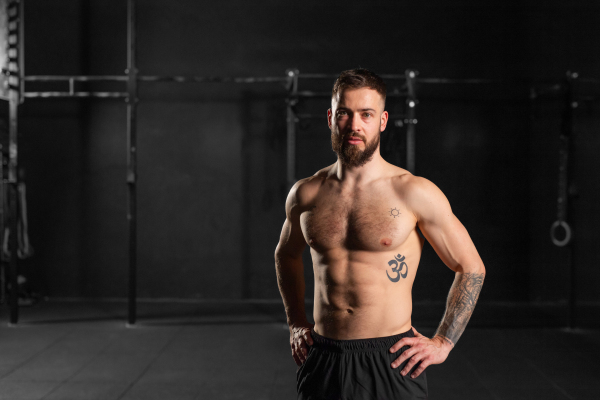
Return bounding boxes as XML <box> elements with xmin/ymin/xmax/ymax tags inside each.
<box><xmin>337</xmin><ymin>111</ymin><xmax>347</xmax><ymax>116</ymax></box>
<box><xmin>364</xmin><ymin>113</ymin><xmax>371</xmax><ymax>118</ymax></box>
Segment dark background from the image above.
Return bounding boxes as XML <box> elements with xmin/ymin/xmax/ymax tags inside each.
<box><xmin>4</xmin><ymin>1</ymin><xmax>599</xmax><ymax>321</ymax></box>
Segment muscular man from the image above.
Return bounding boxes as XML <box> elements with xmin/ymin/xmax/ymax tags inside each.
<box><xmin>275</xmin><ymin>68</ymin><xmax>486</xmax><ymax>400</ymax></box>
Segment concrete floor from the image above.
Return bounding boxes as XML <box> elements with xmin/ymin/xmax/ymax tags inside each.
<box><xmin>0</xmin><ymin>300</ymin><xmax>598</xmax><ymax>400</ymax></box>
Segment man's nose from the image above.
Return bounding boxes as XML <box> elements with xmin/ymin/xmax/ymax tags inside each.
<box><xmin>350</xmin><ymin>113</ymin><xmax>361</xmax><ymax>133</ymax></box>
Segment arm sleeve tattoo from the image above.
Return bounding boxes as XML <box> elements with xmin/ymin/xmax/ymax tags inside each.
<box><xmin>435</xmin><ymin>272</ymin><xmax>485</xmax><ymax>346</ymax></box>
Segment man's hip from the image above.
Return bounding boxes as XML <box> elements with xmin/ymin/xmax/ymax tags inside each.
<box><xmin>297</xmin><ymin>328</ymin><xmax>428</xmax><ymax>400</ymax></box>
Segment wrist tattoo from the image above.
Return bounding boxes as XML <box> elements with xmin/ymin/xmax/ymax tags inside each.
<box><xmin>435</xmin><ymin>272</ymin><xmax>485</xmax><ymax>346</ymax></box>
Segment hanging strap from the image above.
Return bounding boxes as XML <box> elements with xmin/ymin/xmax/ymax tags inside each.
<box><xmin>550</xmin><ymin>72</ymin><xmax>577</xmax><ymax>247</ymax></box>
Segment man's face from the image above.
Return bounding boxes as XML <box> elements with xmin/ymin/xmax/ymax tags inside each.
<box><xmin>328</xmin><ymin>88</ymin><xmax>388</xmax><ymax>168</ymax></box>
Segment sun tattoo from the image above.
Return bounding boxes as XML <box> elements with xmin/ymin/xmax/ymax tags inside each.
<box><xmin>389</xmin><ymin>208</ymin><xmax>401</xmax><ymax>218</ymax></box>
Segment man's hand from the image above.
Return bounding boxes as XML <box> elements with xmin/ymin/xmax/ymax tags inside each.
<box><xmin>389</xmin><ymin>327</ymin><xmax>453</xmax><ymax>378</ymax></box>
<box><xmin>290</xmin><ymin>322</ymin><xmax>315</xmax><ymax>366</ymax></box>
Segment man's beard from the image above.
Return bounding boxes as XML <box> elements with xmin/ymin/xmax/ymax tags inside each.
<box><xmin>331</xmin><ymin>130</ymin><xmax>380</xmax><ymax>168</ymax></box>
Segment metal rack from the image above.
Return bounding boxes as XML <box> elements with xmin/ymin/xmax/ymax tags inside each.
<box><xmin>2</xmin><ymin>0</ymin><xmax>597</xmax><ymax>329</ymax></box>
<box><xmin>530</xmin><ymin>72</ymin><xmax>600</xmax><ymax>329</ymax></box>
<box><xmin>0</xmin><ymin>0</ymin><xmax>417</xmax><ymax>325</ymax></box>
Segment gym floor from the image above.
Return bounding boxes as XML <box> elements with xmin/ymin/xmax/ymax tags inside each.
<box><xmin>0</xmin><ymin>300</ymin><xmax>598</xmax><ymax>400</ymax></box>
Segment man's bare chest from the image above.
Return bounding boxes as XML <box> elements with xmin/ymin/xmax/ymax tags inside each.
<box><xmin>299</xmin><ymin>190</ymin><xmax>415</xmax><ymax>252</ymax></box>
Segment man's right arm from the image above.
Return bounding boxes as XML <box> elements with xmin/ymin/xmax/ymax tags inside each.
<box><xmin>275</xmin><ymin>180</ymin><xmax>314</xmax><ymax>366</ymax></box>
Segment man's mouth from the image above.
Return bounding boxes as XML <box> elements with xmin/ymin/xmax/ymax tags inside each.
<box><xmin>345</xmin><ymin>136</ymin><xmax>363</xmax><ymax>145</ymax></box>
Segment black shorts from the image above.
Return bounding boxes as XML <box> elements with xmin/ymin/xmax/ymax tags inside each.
<box><xmin>297</xmin><ymin>328</ymin><xmax>428</xmax><ymax>400</ymax></box>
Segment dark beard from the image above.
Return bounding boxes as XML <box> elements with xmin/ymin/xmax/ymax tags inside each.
<box><xmin>331</xmin><ymin>131</ymin><xmax>380</xmax><ymax>168</ymax></box>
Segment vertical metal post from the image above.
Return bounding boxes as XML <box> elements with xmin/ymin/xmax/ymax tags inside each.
<box><xmin>8</xmin><ymin>93</ymin><xmax>18</xmax><ymax>325</ymax></box>
<box><xmin>404</xmin><ymin>70</ymin><xmax>418</xmax><ymax>174</ymax></box>
<box><xmin>6</xmin><ymin>0</ymin><xmax>22</xmax><ymax>325</ymax></box>
<box><xmin>18</xmin><ymin>0</ymin><xmax>24</xmax><ymax>104</ymax></box>
<box><xmin>548</xmin><ymin>71</ymin><xmax>577</xmax><ymax>329</ymax></box>
<box><xmin>126</xmin><ymin>0</ymin><xmax>138</xmax><ymax>326</ymax></box>
<box><xmin>563</xmin><ymin>71</ymin><xmax>577</xmax><ymax>329</ymax></box>
<box><xmin>0</xmin><ymin>147</ymin><xmax>4</xmax><ymax>305</ymax></box>
<box><xmin>285</xmin><ymin>69</ymin><xmax>298</xmax><ymax>188</ymax></box>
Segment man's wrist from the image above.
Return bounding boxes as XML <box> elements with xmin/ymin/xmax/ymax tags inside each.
<box><xmin>433</xmin><ymin>334</ymin><xmax>455</xmax><ymax>351</ymax></box>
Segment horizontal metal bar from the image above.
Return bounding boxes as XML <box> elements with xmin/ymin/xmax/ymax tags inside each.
<box><xmin>24</xmin><ymin>91</ymin><xmax>127</xmax><ymax>98</ymax></box>
<box><xmin>21</xmin><ymin>75</ymin><xmax>600</xmax><ymax>88</ymax></box>
<box><xmin>295</xmin><ymin>91</ymin><xmax>408</xmax><ymax>98</ymax></box>
<box><xmin>379</xmin><ymin>74</ymin><xmax>410</xmax><ymax>80</ymax></box>
<box><xmin>24</xmin><ymin>75</ymin><xmax>128</xmax><ymax>82</ymax></box>
<box><xmin>298</xmin><ymin>73</ymin><xmax>407</xmax><ymax>80</ymax></box>
<box><xmin>417</xmin><ymin>78</ymin><xmax>498</xmax><ymax>84</ymax></box>
<box><xmin>297</xmin><ymin>73</ymin><xmax>337</xmax><ymax>79</ymax></box>
<box><xmin>137</xmin><ymin>75</ymin><xmax>287</xmax><ymax>83</ymax></box>
<box><xmin>295</xmin><ymin>91</ymin><xmax>331</xmax><ymax>98</ymax></box>
<box><xmin>24</xmin><ymin>75</ymin><xmax>289</xmax><ymax>84</ymax></box>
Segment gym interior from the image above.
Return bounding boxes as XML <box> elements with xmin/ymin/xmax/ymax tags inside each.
<box><xmin>0</xmin><ymin>1</ymin><xmax>599</xmax><ymax>399</ymax></box>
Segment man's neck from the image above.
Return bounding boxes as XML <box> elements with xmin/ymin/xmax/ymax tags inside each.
<box><xmin>334</xmin><ymin>153</ymin><xmax>386</xmax><ymax>185</ymax></box>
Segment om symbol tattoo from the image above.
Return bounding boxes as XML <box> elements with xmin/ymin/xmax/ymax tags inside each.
<box><xmin>386</xmin><ymin>254</ymin><xmax>408</xmax><ymax>282</ymax></box>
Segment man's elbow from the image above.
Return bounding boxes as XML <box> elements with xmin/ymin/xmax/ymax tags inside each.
<box><xmin>454</xmin><ymin>260</ymin><xmax>485</xmax><ymax>276</ymax></box>
<box><xmin>274</xmin><ymin>245</ymin><xmax>302</xmax><ymax>264</ymax></box>
<box><xmin>274</xmin><ymin>245</ymin><xmax>282</xmax><ymax>261</ymax></box>
<box><xmin>464</xmin><ymin>262</ymin><xmax>485</xmax><ymax>276</ymax></box>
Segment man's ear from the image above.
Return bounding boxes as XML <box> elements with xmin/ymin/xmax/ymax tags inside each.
<box><xmin>327</xmin><ymin>109</ymin><xmax>333</xmax><ymax>129</ymax></box>
<box><xmin>380</xmin><ymin>110</ymin><xmax>389</xmax><ymax>132</ymax></box>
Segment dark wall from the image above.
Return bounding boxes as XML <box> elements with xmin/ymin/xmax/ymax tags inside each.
<box><xmin>17</xmin><ymin>0</ymin><xmax>84</xmax><ymax>296</ymax></box>
<box><xmin>524</xmin><ymin>3</ymin><xmax>600</xmax><ymax>305</ymax></box>
<box><xmin>15</xmin><ymin>0</ymin><xmax>600</xmax><ymax>304</ymax></box>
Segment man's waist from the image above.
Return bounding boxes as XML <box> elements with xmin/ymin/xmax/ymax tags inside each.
<box><xmin>313</xmin><ymin>308</ymin><xmax>412</xmax><ymax>341</ymax></box>
<box><xmin>311</xmin><ymin>326</ymin><xmax>414</xmax><ymax>352</ymax></box>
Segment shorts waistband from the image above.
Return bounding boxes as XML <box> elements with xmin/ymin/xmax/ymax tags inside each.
<box><xmin>310</xmin><ymin>328</ymin><xmax>414</xmax><ymax>353</ymax></box>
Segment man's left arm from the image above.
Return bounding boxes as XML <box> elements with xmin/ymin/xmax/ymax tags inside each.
<box><xmin>390</xmin><ymin>176</ymin><xmax>486</xmax><ymax>378</ymax></box>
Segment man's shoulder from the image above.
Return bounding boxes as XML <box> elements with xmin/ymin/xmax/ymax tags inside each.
<box><xmin>391</xmin><ymin>172</ymin><xmax>438</xmax><ymax>196</ymax></box>
<box><xmin>386</xmin><ymin>165</ymin><xmax>427</xmax><ymax>192</ymax></box>
<box><xmin>391</xmin><ymin>173</ymin><xmax>450</xmax><ymax>219</ymax></box>
<box><xmin>286</xmin><ymin>165</ymin><xmax>333</xmax><ymax>210</ymax></box>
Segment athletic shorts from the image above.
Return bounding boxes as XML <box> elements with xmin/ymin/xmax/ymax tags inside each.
<box><xmin>297</xmin><ymin>328</ymin><xmax>428</xmax><ymax>400</ymax></box>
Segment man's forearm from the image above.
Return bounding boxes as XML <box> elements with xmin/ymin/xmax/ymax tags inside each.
<box><xmin>434</xmin><ymin>270</ymin><xmax>485</xmax><ymax>346</ymax></box>
<box><xmin>275</xmin><ymin>253</ymin><xmax>309</xmax><ymax>326</ymax></box>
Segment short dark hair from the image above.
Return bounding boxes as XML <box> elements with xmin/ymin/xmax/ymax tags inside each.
<box><xmin>332</xmin><ymin>68</ymin><xmax>387</xmax><ymax>104</ymax></box>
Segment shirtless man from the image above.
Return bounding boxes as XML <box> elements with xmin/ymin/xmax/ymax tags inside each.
<box><xmin>275</xmin><ymin>68</ymin><xmax>486</xmax><ymax>399</ymax></box>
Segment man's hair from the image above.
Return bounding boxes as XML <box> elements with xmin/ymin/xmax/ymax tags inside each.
<box><xmin>331</xmin><ymin>68</ymin><xmax>387</xmax><ymax>104</ymax></box>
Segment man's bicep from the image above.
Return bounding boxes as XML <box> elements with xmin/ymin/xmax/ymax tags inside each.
<box><xmin>410</xmin><ymin>178</ymin><xmax>483</xmax><ymax>273</ymax></box>
<box><xmin>419</xmin><ymin>213</ymin><xmax>483</xmax><ymax>273</ymax></box>
<box><xmin>276</xmin><ymin>216</ymin><xmax>306</xmax><ymax>259</ymax></box>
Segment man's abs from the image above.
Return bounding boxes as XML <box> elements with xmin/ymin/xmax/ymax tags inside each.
<box><xmin>310</xmin><ymin>232</ymin><xmax>424</xmax><ymax>340</ymax></box>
